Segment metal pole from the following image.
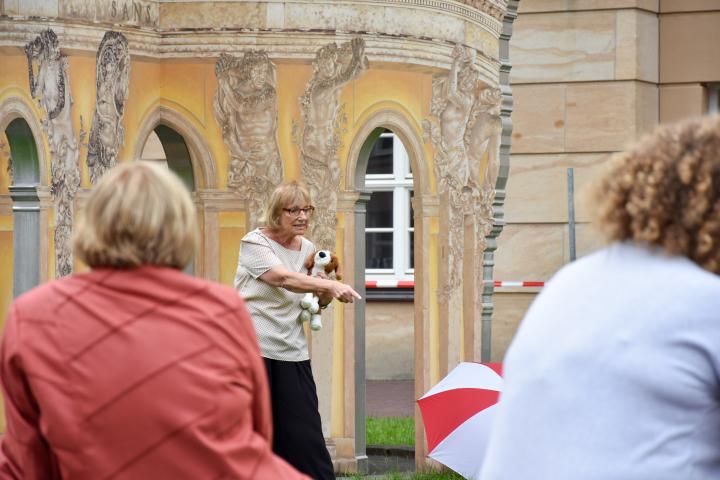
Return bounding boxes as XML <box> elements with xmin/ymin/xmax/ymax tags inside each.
<box><xmin>567</xmin><ymin>168</ymin><xmax>576</xmax><ymax>262</ymax></box>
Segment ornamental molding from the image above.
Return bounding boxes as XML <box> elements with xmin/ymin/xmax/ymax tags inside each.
<box><xmin>2</xmin><ymin>0</ymin><xmax>504</xmax><ymax>32</ymax></box>
<box><xmin>0</xmin><ymin>24</ymin><xmax>500</xmax><ymax>76</ymax></box>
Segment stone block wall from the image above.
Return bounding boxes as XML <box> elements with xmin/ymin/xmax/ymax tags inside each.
<box><xmin>492</xmin><ymin>0</ymin><xmax>720</xmax><ymax>361</ymax></box>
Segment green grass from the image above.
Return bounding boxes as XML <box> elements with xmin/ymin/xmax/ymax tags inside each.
<box><xmin>348</xmin><ymin>472</ymin><xmax>464</xmax><ymax>479</ymax></box>
<box><xmin>366</xmin><ymin>416</ymin><xmax>415</xmax><ymax>446</ymax></box>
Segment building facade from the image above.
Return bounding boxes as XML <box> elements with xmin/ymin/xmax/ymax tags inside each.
<box><xmin>0</xmin><ymin>0</ymin><xmax>517</xmax><ymax>471</ymax></box>
<box><xmin>493</xmin><ymin>0</ymin><xmax>720</xmax><ymax>361</ymax></box>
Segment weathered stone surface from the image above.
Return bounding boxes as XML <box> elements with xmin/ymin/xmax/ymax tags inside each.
<box><xmin>505</xmin><ymin>153</ymin><xmax>610</xmax><ymax>223</ymax></box>
<box><xmin>565</xmin><ymin>81</ymin><xmax>658</xmax><ymax>152</ymax></box>
<box><xmin>510</xmin><ymin>84</ymin><xmax>566</xmax><ymax>154</ymax></box>
<box><xmin>13</xmin><ymin>0</ymin><xmax>58</xmax><ymax>17</ymax></box>
<box><xmin>160</xmin><ymin>2</ymin><xmax>266</xmax><ymax>30</ymax></box>
<box><xmin>660</xmin><ymin>0</ymin><xmax>719</xmax><ymax>13</ymax></box>
<box><xmin>490</xmin><ymin>293</ymin><xmax>535</xmax><ymax>361</ymax></box>
<box><xmin>615</xmin><ymin>9</ymin><xmax>658</xmax><ymax>82</ymax></box>
<box><xmin>366</xmin><ymin>302</ymin><xmax>414</xmax><ymax>380</ymax></box>
<box><xmin>660</xmin><ymin>11</ymin><xmax>720</xmax><ymax>83</ymax></box>
<box><xmin>518</xmin><ymin>0</ymin><xmax>659</xmax><ymax>13</ymax></box>
<box><xmin>510</xmin><ymin>11</ymin><xmax>616</xmax><ymax>83</ymax></box>
<box><xmin>494</xmin><ymin>223</ymin><xmax>566</xmax><ymax>282</ymax></box>
<box><xmin>660</xmin><ymin>84</ymin><xmax>706</xmax><ymax>123</ymax></box>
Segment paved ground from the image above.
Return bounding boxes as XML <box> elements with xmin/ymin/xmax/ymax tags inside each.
<box><xmin>366</xmin><ymin>379</ymin><xmax>415</xmax><ymax>417</ymax></box>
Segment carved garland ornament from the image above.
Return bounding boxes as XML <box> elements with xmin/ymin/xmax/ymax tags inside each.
<box><xmin>214</xmin><ymin>50</ymin><xmax>284</xmax><ymax>229</ymax></box>
<box><xmin>423</xmin><ymin>44</ymin><xmax>502</xmax><ymax>293</ymax></box>
<box><xmin>26</xmin><ymin>29</ymin><xmax>81</xmax><ymax>278</ymax></box>
<box><xmin>298</xmin><ymin>38</ymin><xmax>368</xmax><ymax>249</ymax></box>
<box><xmin>87</xmin><ymin>31</ymin><xmax>130</xmax><ymax>184</ymax></box>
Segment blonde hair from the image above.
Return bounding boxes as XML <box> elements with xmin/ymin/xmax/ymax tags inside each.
<box><xmin>263</xmin><ymin>181</ymin><xmax>312</xmax><ymax>230</ymax></box>
<box><xmin>74</xmin><ymin>162</ymin><xmax>198</xmax><ymax>269</ymax></box>
<box><xmin>592</xmin><ymin>115</ymin><xmax>720</xmax><ymax>273</ymax></box>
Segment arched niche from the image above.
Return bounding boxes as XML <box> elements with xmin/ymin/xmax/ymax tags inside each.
<box><xmin>344</xmin><ymin>107</ymin><xmax>434</xmax><ymax>471</ymax></box>
<box><xmin>0</xmin><ymin>97</ymin><xmax>49</xmax><ymax>297</ymax></box>
<box><xmin>134</xmin><ymin>106</ymin><xmax>219</xmax><ymax>279</ymax></box>
<box><xmin>133</xmin><ymin>105</ymin><xmax>217</xmax><ymax>190</ymax></box>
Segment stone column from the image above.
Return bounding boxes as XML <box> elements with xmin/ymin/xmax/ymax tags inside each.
<box><xmin>10</xmin><ymin>185</ymin><xmax>40</xmax><ymax>297</ymax></box>
<box><xmin>352</xmin><ymin>191</ymin><xmax>370</xmax><ymax>474</ymax></box>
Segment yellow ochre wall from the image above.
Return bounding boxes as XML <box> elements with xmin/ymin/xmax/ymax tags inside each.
<box><xmin>0</xmin><ymin>47</ymin><xmax>440</xmax><ymax>439</ymax></box>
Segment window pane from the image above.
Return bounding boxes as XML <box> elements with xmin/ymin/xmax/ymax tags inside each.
<box><xmin>367</xmin><ymin>191</ymin><xmax>393</xmax><ymax>227</ymax></box>
<box><xmin>409</xmin><ymin>231</ymin><xmax>414</xmax><ymax>269</ymax></box>
<box><xmin>366</xmin><ymin>232</ymin><xmax>393</xmax><ymax>269</ymax></box>
<box><xmin>366</xmin><ymin>134</ymin><xmax>393</xmax><ymax>174</ymax></box>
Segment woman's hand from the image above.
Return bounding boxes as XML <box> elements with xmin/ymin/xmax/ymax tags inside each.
<box><xmin>328</xmin><ymin>281</ymin><xmax>361</xmax><ymax>303</ymax></box>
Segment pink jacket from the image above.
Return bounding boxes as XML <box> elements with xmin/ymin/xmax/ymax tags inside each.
<box><xmin>0</xmin><ymin>266</ymin><xmax>308</xmax><ymax>480</ymax></box>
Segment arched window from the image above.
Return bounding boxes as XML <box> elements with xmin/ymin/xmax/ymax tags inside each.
<box><xmin>365</xmin><ymin>129</ymin><xmax>413</xmax><ymax>284</ymax></box>
<box><xmin>139</xmin><ymin>125</ymin><xmax>196</xmax><ymax>274</ymax></box>
<box><xmin>5</xmin><ymin>117</ymin><xmax>42</xmax><ymax>297</ymax></box>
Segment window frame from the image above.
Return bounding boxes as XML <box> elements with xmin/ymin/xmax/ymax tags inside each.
<box><xmin>365</xmin><ymin>132</ymin><xmax>414</xmax><ymax>284</ymax></box>
<box><xmin>709</xmin><ymin>83</ymin><xmax>720</xmax><ymax>114</ymax></box>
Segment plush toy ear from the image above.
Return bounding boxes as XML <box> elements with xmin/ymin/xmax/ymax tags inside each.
<box><xmin>328</xmin><ymin>253</ymin><xmax>342</xmax><ymax>281</ymax></box>
<box><xmin>304</xmin><ymin>252</ymin><xmax>315</xmax><ymax>273</ymax></box>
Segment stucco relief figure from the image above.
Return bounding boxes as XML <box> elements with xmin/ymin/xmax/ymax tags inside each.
<box><xmin>423</xmin><ymin>44</ymin><xmax>481</xmax><ymax>290</ymax></box>
<box><xmin>26</xmin><ymin>29</ymin><xmax>80</xmax><ymax>277</ymax></box>
<box><xmin>467</xmin><ymin>86</ymin><xmax>502</xmax><ymax>239</ymax></box>
<box><xmin>214</xmin><ymin>51</ymin><xmax>283</xmax><ymax>228</ymax></box>
<box><xmin>87</xmin><ymin>31</ymin><xmax>130</xmax><ymax>184</ymax></box>
<box><xmin>299</xmin><ymin>38</ymin><xmax>368</xmax><ymax>249</ymax></box>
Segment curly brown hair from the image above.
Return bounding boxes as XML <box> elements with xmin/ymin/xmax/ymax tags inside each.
<box><xmin>593</xmin><ymin>115</ymin><xmax>720</xmax><ymax>273</ymax></box>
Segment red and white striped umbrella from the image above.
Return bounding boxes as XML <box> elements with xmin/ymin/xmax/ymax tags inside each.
<box><xmin>417</xmin><ymin>362</ymin><xmax>503</xmax><ymax>480</ymax></box>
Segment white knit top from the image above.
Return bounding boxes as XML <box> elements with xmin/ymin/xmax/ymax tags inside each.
<box><xmin>481</xmin><ymin>242</ymin><xmax>720</xmax><ymax>480</ymax></box>
<box><xmin>233</xmin><ymin>229</ymin><xmax>314</xmax><ymax>361</ymax></box>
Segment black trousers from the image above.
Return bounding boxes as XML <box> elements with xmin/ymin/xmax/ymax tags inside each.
<box><xmin>263</xmin><ymin>358</ymin><xmax>335</xmax><ymax>480</ymax></box>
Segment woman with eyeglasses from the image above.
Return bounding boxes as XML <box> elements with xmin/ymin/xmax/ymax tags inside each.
<box><xmin>233</xmin><ymin>180</ymin><xmax>360</xmax><ymax>480</ymax></box>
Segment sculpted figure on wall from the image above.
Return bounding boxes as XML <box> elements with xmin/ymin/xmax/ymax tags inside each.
<box><xmin>87</xmin><ymin>31</ymin><xmax>130</xmax><ymax>184</ymax></box>
<box><xmin>215</xmin><ymin>51</ymin><xmax>283</xmax><ymax>228</ymax></box>
<box><xmin>467</xmin><ymin>86</ymin><xmax>502</xmax><ymax>238</ymax></box>
<box><xmin>424</xmin><ymin>44</ymin><xmax>481</xmax><ymax>291</ymax></box>
<box><xmin>424</xmin><ymin>45</ymin><xmax>502</xmax><ymax>294</ymax></box>
<box><xmin>299</xmin><ymin>38</ymin><xmax>368</xmax><ymax>249</ymax></box>
<box><xmin>26</xmin><ymin>29</ymin><xmax>80</xmax><ymax>277</ymax></box>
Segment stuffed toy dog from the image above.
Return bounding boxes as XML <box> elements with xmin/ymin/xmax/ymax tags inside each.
<box><xmin>300</xmin><ymin>250</ymin><xmax>342</xmax><ymax>331</ymax></box>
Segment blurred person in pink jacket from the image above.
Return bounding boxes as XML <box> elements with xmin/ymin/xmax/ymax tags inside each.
<box><xmin>0</xmin><ymin>162</ymin><xmax>308</xmax><ymax>480</ymax></box>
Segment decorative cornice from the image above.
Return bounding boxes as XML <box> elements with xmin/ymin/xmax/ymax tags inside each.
<box><xmin>347</xmin><ymin>0</ymin><xmax>504</xmax><ymax>32</ymax></box>
<box><xmin>0</xmin><ymin>24</ymin><xmax>501</xmax><ymax>78</ymax></box>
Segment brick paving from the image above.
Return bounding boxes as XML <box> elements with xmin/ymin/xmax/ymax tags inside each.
<box><xmin>366</xmin><ymin>379</ymin><xmax>415</xmax><ymax>417</ymax></box>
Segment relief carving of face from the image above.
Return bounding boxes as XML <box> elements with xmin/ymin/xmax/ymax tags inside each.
<box><xmin>314</xmin><ymin>44</ymin><xmax>339</xmax><ymax>80</ymax></box>
<box><xmin>250</xmin><ymin>61</ymin><xmax>268</xmax><ymax>89</ymax></box>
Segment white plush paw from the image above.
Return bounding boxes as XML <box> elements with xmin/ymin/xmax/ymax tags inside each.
<box><xmin>310</xmin><ymin>316</ymin><xmax>322</xmax><ymax>331</ymax></box>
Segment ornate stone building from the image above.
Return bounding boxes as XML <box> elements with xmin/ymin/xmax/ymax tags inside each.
<box><xmin>0</xmin><ymin>0</ymin><xmax>517</xmax><ymax>472</ymax></box>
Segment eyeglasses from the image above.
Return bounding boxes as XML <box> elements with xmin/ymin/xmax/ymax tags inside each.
<box><xmin>283</xmin><ymin>206</ymin><xmax>315</xmax><ymax>217</ymax></box>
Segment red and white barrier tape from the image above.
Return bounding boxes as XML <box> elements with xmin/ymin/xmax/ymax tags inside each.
<box><xmin>365</xmin><ymin>280</ymin><xmax>415</xmax><ymax>288</ymax></box>
<box><xmin>364</xmin><ymin>280</ymin><xmax>545</xmax><ymax>288</ymax></box>
<box><xmin>493</xmin><ymin>281</ymin><xmax>545</xmax><ymax>288</ymax></box>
